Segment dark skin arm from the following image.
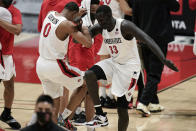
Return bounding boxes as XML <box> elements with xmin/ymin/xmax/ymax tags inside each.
<box><xmin>0</xmin><ymin>19</ymin><xmax>22</xmax><ymax>35</ymax></box>
<box><xmin>56</xmin><ymin>20</ymin><xmax>92</xmax><ymax>48</ymax></box>
<box><xmin>121</xmin><ymin>20</ymin><xmax>179</xmax><ymax>72</ymax></box>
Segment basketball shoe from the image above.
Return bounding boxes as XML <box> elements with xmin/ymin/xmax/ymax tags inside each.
<box><xmin>58</xmin><ymin>114</ymin><xmax>77</xmax><ymax>131</ymax></box>
<box><xmin>0</xmin><ymin>111</ymin><xmax>21</xmax><ymax>129</ymax></box>
<box><xmin>72</xmin><ymin>111</ymin><xmax>86</xmax><ymax>126</ymax></box>
<box><xmin>136</xmin><ymin>102</ymin><xmax>151</xmax><ymax>117</ymax></box>
<box><xmin>104</xmin><ymin>96</ymin><xmax>117</xmax><ymax>108</ymax></box>
<box><xmin>148</xmin><ymin>103</ymin><xmax>164</xmax><ymax>112</ymax></box>
<box><xmin>86</xmin><ymin>113</ymin><xmax>108</xmax><ymax>128</ymax></box>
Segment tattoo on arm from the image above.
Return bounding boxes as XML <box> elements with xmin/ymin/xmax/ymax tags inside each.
<box><xmin>121</xmin><ymin>20</ymin><xmax>166</xmax><ymax>63</ymax></box>
<box><xmin>88</xmin><ymin>24</ymin><xmax>103</xmax><ymax>38</ymax></box>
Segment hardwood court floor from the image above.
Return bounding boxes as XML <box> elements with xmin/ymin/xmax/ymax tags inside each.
<box><xmin>0</xmin><ymin>77</ymin><xmax>196</xmax><ymax>131</ymax></box>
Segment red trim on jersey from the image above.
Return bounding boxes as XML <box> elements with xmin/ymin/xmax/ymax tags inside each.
<box><xmin>128</xmin><ymin>78</ymin><xmax>136</xmax><ymax>90</ymax></box>
<box><xmin>57</xmin><ymin>60</ymin><xmax>80</xmax><ymax>78</ymax></box>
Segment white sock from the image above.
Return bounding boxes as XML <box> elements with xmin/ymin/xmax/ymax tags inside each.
<box><xmin>75</xmin><ymin>107</ymin><xmax>83</xmax><ymax>115</ymax></box>
<box><xmin>99</xmin><ymin>86</ymin><xmax>106</xmax><ymax>98</ymax></box>
<box><xmin>108</xmin><ymin>88</ymin><xmax>114</xmax><ymax>99</ymax></box>
<box><xmin>61</xmin><ymin>108</ymin><xmax>72</xmax><ymax>120</ymax></box>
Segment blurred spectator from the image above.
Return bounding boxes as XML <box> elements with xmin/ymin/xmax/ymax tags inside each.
<box><xmin>134</xmin><ymin>0</ymin><xmax>180</xmax><ymax>116</ymax></box>
<box><xmin>20</xmin><ymin>95</ymin><xmax>66</xmax><ymax>131</ymax></box>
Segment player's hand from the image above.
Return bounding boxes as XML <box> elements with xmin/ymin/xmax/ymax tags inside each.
<box><xmin>164</xmin><ymin>59</ymin><xmax>179</xmax><ymax>72</ymax></box>
<box><xmin>79</xmin><ymin>8</ymin><xmax>87</xmax><ymax>17</ymax></box>
<box><xmin>73</xmin><ymin>16</ymin><xmax>83</xmax><ymax>31</ymax></box>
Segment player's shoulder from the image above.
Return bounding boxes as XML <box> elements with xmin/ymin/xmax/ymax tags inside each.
<box><xmin>0</xmin><ymin>7</ymin><xmax>9</xmax><ymax>12</ymax></box>
<box><xmin>120</xmin><ymin>19</ymin><xmax>135</xmax><ymax>29</ymax></box>
<box><xmin>0</xmin><ymin>7</ymin><xmax>11</xmax><ymax>15</ymax></box>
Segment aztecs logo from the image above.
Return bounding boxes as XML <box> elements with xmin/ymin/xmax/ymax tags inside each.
<box><xmin>104</xmin><ymin>38</ymin><xmax>122</xmax><ymax>44</ymax></box>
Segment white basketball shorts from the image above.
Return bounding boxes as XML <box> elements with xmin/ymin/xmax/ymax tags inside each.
<box><xmin>36</xmin><ymin>56</ymin><xmax>84</xmax><ymax>99</ymax></box>
<box><xmin>0</xmin><ymin>54</ymin><xmax>16</xmax><ymax>81</ymax></box>
<box><xmin>96</xmin><ymin>58</ymin><xmax>141</xmax><ymax>101</ymax></box>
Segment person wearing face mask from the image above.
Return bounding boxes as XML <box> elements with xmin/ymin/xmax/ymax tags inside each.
<box><xmin>20</xmin><ymin>95</ymin><xmax>66</xmax><ymax>131</ymax></box>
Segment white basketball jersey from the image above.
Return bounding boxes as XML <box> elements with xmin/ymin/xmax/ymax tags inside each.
<box><xmin>39</xmin><ymin>11</ymin><xmax>69</xmax><ymax>60</ymax></box>
<box><xmin>0</xmin><ymin>7</ymin><xmax>12</xmax><ymax>23</ymax></box>
<box><xmin>98</xmin><ymin>19</ymin><xmax>140</xmax><ymax>65</ymax></box>
<box><xmin>101</xmin><ymin>0</ymin><xmax>123</xmax><ymax>18</ymax></box>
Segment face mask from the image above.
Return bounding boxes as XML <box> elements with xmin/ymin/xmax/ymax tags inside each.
<box><xmin>36</xmin><ymin>111</ymin><xmax>52</xmax><ymax>125</ymax></box>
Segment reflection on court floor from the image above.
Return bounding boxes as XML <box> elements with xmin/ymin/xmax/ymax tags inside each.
<box><xmin>0</xmin><ymin>77</ymin><xmax>196</xmax><ymax>131</ymax></box>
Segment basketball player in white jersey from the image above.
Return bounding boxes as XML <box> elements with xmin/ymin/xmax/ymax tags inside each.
<box><xmin>85</xmin><ymin>5</ymin><xmax>178</xmax><ymax>131</ymax></box>
<box><xmin>99</xmin><ymin>0</ymin><xmax>133</xmax><ymax>108</ymax></box>
<box><xmin>36</xmin><ymin>2</ymin><xmax>92</xmax><ymax>125</ymax></box>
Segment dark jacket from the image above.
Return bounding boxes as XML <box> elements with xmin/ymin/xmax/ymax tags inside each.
<box><xmin>133</xmin><ymin>0</ymin><xmax>180</xmax><ymax>44</ymax></box>
<box><xmin>20</xmin><ymin>122</ymin><xmax>67</xmax><ymax>131</ymax></box>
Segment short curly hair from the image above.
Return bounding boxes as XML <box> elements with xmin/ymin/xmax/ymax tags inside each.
<box><xmin>2</xmin><ymin>0</ymin><xmax>13</xmax><ymax>8</ymax></box>
<box><xmin>96</xmin><ymin>5</ymin><xmax>112</xmax><ymax>17</ymax></box>
<box><xmin>36</xmin><ymin>95</ymin><xmax>54</xmax><ymax>107</ymax></box>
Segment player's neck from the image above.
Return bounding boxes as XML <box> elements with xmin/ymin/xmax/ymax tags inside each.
<box><xmin>107</xmin><ymin>18</ymin><xmax>116</xmax><ymax>32</ymax></box>
<box><xmin>61</xmin><ymin>10</ymin><xmax>69</xmax><ymax>20</ymax></box>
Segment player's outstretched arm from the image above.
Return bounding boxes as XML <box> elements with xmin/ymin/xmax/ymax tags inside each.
<box><xmin>121</xmin><ymin>20</ymin><xmax>179</xmax><ymax>72</ymax></box>
<box><xmin>88</xmin><ymin>24</ymin><xmax>103</xmax><ymax>38</ymax></box>
<box><xmin>0</xmin><ymin>19</ymin><xmax>22</xmax><ymax>35</ymax></box>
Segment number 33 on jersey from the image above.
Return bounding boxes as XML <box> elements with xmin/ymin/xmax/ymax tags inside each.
<box><xmin>98</xmin><ymin>19</ymin><xmax>140</xmax><ymax>65</ymax></box>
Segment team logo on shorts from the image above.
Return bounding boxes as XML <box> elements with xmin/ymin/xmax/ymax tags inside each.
<box><xmin>115</xmin><ymin>28</ymin><xmax>119</xmax><ymax>35</ymax></box>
